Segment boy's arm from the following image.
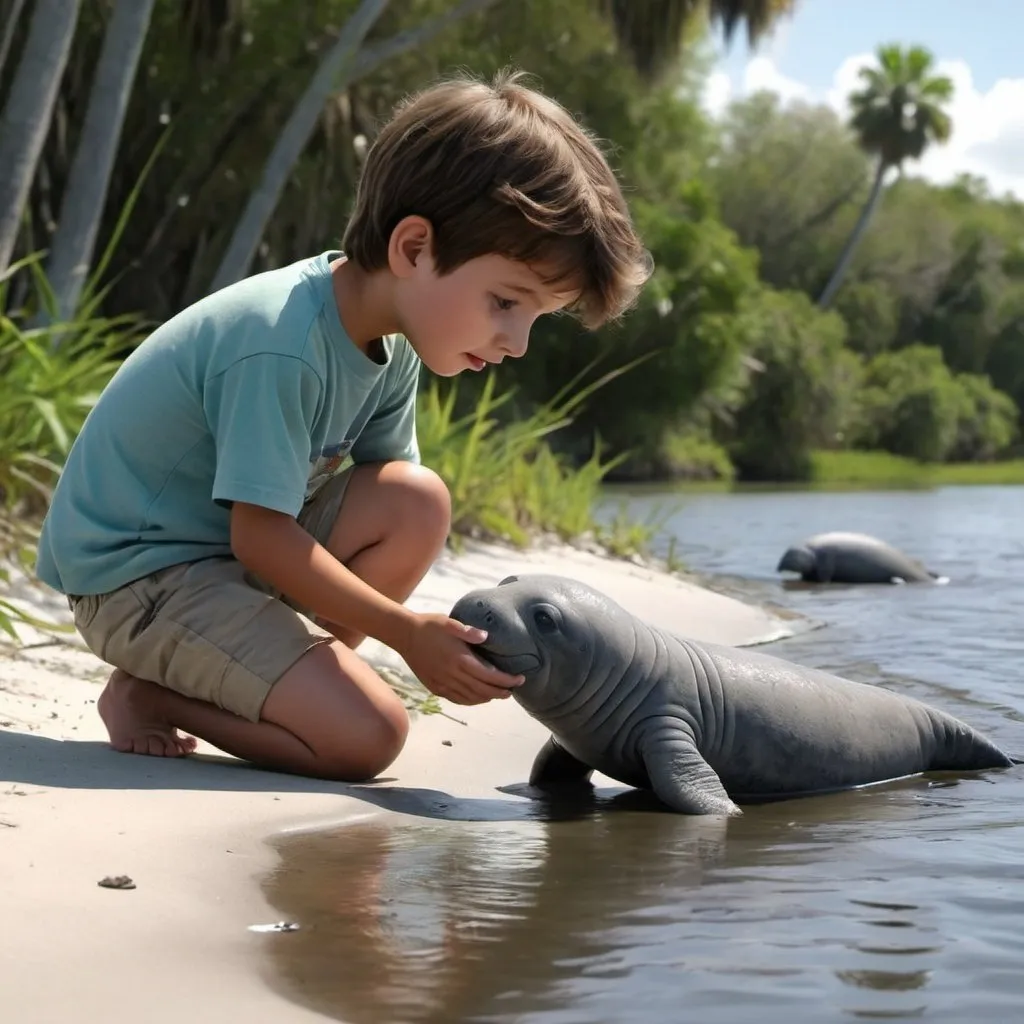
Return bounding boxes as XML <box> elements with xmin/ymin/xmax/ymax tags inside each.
<box><xmin>230</xmin><ymin>501</ymin><xmax>414</xmax><ymax>650</ymax></box>
<box><xmin>230</xmin><ymin>503</ymin><xmax>521</xmax><ymax>705</ymax></box>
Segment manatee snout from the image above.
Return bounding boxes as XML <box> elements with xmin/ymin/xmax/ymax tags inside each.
<box><xmin>776</xmin><ymin>545</ymin><xmax>815</xmax><ymax>575</ymax></box>
<box><xmin>449</xmin><ymin>584</ymin><xmax>543</xmax><ymax>677</ymax></box>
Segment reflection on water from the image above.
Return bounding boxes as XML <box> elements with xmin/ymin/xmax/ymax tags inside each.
<box><xmin>257</xmin><ymin>773</ymin><xmax>1024</xmax><ymax>1023</ymax></box>
<box><xmin>257</xmin><ymin>488</ymin><xmax>1024</xmax><ymax>1023</ymax></box>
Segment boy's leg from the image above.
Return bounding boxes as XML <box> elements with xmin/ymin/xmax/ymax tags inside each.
<box><xmin>97</xmin><ymin>643</ymin><xmax>407</xmax><ymax>779</ymax></box>
<box><xmin>293</xmin><ymin>459</ymin><xmax>452</xmax><ymax>648</ymax></box>
<box><xmin>84</xmin><ymin>461</ymin><xmax>451</xmax><ymax>780</ymax></box>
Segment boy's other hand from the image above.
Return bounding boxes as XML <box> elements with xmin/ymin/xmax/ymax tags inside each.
<box><xmin>398</xmin><ymin>613</ymin><xmax>525</xmax><ymax>706</ymax></box>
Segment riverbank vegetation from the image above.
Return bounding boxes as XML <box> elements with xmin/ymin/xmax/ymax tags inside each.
<box><xmin>2</xmin><ymin>1</ymin><xmax>1024</xmax><ymax>626</ymax></box>
<box><xmin>809</xmin><ymin>451</ymin><xmax>1024</xmax><ymax>488</ymax></box>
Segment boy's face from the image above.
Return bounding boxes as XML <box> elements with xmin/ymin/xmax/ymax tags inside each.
<box><xmin>393</xmin><ymin>247</ymin><xmax>579</xmax><ymax>378</ymax></box>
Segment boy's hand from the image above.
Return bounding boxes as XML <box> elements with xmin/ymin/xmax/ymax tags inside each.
<box><xmin>398</xmin><ymin>613</ymin><xmax>525</xmax><ymax>706</ymax></box>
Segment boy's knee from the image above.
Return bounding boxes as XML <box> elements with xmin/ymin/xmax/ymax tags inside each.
<box><xmin>321</xmin><ymin>696</ymin><xmax>410</xmax><ymax>782</ymax></box>
<box><xmin>371</xmin><ymin>695</ymin><xmax>411</xmax><ymax>767</ymax></box>
<box><xmin>383</xmin><ymin>462</ymin><xmax>451</xmax><ymax>544</ymax></box>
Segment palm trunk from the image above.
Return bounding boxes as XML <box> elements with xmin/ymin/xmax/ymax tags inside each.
<box><xmin>0</xmin><ymin>0</ymin><xmax>27</xmax><ymax>80</ymax></box>
<box><xmin>42</xmin><ymin>0</ymin><xmax>156</xmax><ymax>322</ymax></box>
<box><xmin>771</xmin><ymin>174</ymin><xmax>866</xmax><ymax>250</ymax></box>
<box><xmin>208</xmin><ymin>0</ymin><xmax>391</xmax><ymax>293</ymax></box>
<box><xmin>817</xmin><ymin>157</ymin><xmax>888</xmax><ymax>309</ymax></box>
<box><xmin>0</xmin><ymin>0</ymin><xmax>82</xmax><ymax>274</ymax></box>
<box><xmin>349</xmin><ymin>0</ymin><xmax>499</xmax><ymax>79</ymax></box>
<box><xmin>210</xmin><ymin>0</ymin><xmax>501</xmax><ymax>292</ymax></box>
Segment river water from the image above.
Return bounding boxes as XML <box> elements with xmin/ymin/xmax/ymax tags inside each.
<box><xmin>258</xmin><ymin>485</ymin><xmax>1024</xmax><ymax>1023</ymax></box>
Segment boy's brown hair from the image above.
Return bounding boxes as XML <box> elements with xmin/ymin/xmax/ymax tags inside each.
<box><xmin>342</xmin><ymin>69</ymin><xmax>651</xmax><ymax>328</ymax></box>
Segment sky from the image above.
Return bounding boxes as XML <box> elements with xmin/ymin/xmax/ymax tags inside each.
<box><xmin>704</xmin><ymin>0</ymin><xmax>1024</xmax><ymax>200</ymax></box>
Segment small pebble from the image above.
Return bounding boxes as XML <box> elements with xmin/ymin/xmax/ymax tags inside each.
<box><xmin>98</xmin><ymin>875</ymin><xmax>136</xmax><ymax>890</ymax></box>
<box><xmin>442</xmin><ymin>739</ymin><xmax>453</xmax><ymax>747</ymax></box>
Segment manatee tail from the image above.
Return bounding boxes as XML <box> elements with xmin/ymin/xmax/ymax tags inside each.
<box><xmin>930</xmin><ymin>712</ymin><xmax>1018</xmax><ymax>770</ymax></box>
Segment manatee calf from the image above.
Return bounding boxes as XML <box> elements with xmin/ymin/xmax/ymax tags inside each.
<box><xmin>449</xmin><ymin>574</ymin><xmax>1016</xmax><ymax>817</ymax></box>
<box><xmin>777</xmin><ymin>531</ymin><xmax>939</xmax><ymax>584</ymax></box>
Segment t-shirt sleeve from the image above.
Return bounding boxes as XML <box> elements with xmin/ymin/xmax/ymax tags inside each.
<box><xmin>350</xmin><ymin>344</ymin><xmax>422</xmax><ymax>465</ymax></box>
<box><xmin>203</xmin><ymin>354</ymin><xmax>323</xmax><ymax>516</ymax></box>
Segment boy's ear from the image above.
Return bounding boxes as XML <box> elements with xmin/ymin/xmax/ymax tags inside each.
<box><xmin>388</xmin><ymin>215</ymin><xmax>435</xmax><ymax>278</ymax></box>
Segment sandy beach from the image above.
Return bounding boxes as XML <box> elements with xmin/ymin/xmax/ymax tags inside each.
<box><xmin>0</xmin><ymin>539</ymin><xmax>802</xmax><ymax>1023</ymax></box>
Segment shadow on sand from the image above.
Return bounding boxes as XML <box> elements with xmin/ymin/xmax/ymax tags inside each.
<box><xmin>0</xmin><ymin>727</ymin><xmax>667</xmax><ymax>824</ymax></box>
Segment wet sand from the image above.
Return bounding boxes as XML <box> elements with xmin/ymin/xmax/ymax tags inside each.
<box><xmin>0</xmin><ymin>538</ymin><xmax>800</xmax><ymax>1023</ymax></box>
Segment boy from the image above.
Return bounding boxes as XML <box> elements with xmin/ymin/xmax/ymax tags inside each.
<box><xmin>36</xmin><ymin>70</ymin><xmax>651</xmax><ymax>781</ymax></box>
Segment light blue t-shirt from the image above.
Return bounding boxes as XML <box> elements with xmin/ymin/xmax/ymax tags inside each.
<box><xmin>36</xmin><ymin>251</ymin><xmax>421</xmax><ymax>596</ymax></box>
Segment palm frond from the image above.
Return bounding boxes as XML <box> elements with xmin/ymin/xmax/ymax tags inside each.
<box><xmin>846</xmin><ymin>43</ymin><xmax>956</xmax><ymax>169</ymax></box>
<box><xmin>598</xmin><ymin>0</ymin><xmax>796</xmax><ymax>83</ymax></box>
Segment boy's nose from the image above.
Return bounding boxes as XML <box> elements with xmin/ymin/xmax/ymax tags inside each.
<box><xmin>499</xmin><ymin>331</ymin><xmax>529</xmax><ymax>360</ymax></box>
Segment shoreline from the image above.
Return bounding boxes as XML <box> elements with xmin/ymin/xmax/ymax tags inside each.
<box><xmin>0</xmin><ymin>538</ymin><xmax>807</xmax><ymax>1022</ymax></box>
<box><xmin>599</xmin><ymin>452</ymin><xmax>1024</xmax><ymax>492</ymax></box>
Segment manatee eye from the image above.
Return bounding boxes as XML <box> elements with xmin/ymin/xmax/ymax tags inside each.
<box><xmin>533</xmin><ymin>608</ymin><xmax>559</xmax><ymax>634</ymax></box>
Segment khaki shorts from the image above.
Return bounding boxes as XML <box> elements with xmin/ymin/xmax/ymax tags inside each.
<box><xmin>69</xmin><ymin>468</ymin><xmax>355</xmax><ymax>722</ymax></box>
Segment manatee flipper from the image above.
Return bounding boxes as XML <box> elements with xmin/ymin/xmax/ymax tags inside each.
<box><xmin>642</xmin><ymin>738</ymin><xmax>741</xmax><ymax>816</ymax></box>
<box><xmin>529</xmin><ymin>736</ymin><xmax>594</xmax><ymax>788</ymax></box>
<box><xmin>815</xmin><ymin>548</ymin><xmax>835</xmax><ymax>584</ymax></box>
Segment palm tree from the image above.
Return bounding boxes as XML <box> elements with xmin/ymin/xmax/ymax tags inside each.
<box><xmin>0</xmin><ymin>0</ymin><xmax>27</xmax><ymax>79</ymax></box>
<box><xmin>43</xmin><ymin>0</ymin><xmax>157</xmax><ymax>321</ymax></box>
<box><xmin>599</xmin><ymin>0</ymin><xmax>797</xmax><ymax>82</ymax></box>
<box><xmin>210</xmin><ymin>0</ymin><xmax>504</xmax><ymax>291</ymax></box>
<box><xmin>0</xmin><ymin>0</ymin><xmax>82</xmax><ymax>274</ymax></box>
<box><xmin>0</xmin><ymin>0</ymin><xmax>797</xmax><ymax>298</ymax></box>
<box><xmin>817</xmin><ymin>44</ymin><xmax>954</xmax><ymax>309</ymax></box>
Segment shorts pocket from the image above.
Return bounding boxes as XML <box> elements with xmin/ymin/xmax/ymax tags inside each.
<box><xmin>74</xmin><ymin>585</ymin><xmax>151</xmax><ymax>667</ymax></box>
<box><xmin>70</xmin><ymin>593</ymin><xmax>101</xmax><ymax>633</ymax></box>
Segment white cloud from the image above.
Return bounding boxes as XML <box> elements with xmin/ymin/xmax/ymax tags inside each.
<box><xmin>704</xmin><ymin>54</ymin><xmax>1024</xmax><ymax>200</ymax></box>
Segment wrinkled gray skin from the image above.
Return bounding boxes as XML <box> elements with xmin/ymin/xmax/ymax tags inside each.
<box><xmin>777</xmin><ymin>531</ymin><xmax>938</xmax><ymax>584</ymax></box>
<box><xmin>449</xmin><ymin>574</ymin><xmax>1016</xmax><ymax>817</ymax></box>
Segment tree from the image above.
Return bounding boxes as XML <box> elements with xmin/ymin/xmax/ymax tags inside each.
<box><xmin>817</xmin><ymin>44</ymin><xmax>954</xmax><ymax>309</ymax></box>
<box><xmin>0</xmin><ymin>0</ymin><xmax>27</xmax><ymax>79</ymax></box>
<box><xmin>210</xmin><ymin>0</ymin><xmax>506</xmax><ymax>291</ymax></box>
<box><xmin>727</xmin><ymin>288</ymin><xmax>859</xmax><ymax>480</ymax></box>
<box><xmin>42</xmin><ymin>0</ymin><xmax>157</xmax><ymax>321</ymax></box>
<box><xmin>948</xmin><ymin>371</ymin><xmax>1018</xmax><ymax>462</ymax></box>
<box><xmin>212</xmin><ymin>0</ymin><xmax>799</xmax><ymax>289</ymax></box>
<box><xmin>856</xmin><ymin>345</ymin><xmax>963</xmax><ymax>462</ymax></box>
<box><xmin>0</xmin><ymin>0</ymin><xmax>82</xmax><ymax>274</ymax></box>
<box><xmin>599</xmin><ymin>0</ymin><xmax>797</xmax><ymax>82</ymax></box>
<box><xmin>710</xmin><ymin>93</ymin><xmax>870</xmax><ymax>292</ymax></box>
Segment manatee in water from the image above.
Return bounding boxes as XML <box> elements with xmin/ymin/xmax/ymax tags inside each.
<box><xmin>776</xmin><ymin>531</ymin><xmax>940</xmax><ymax>584</ymax></box>
<box><xmin>449</xmin><ymin>574</ymin><xmax>1016</xmax><ymax>816</ymax></box>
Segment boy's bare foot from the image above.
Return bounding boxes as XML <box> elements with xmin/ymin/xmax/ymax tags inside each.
<box><xmin>97</xmin><ymin>670</ymin><xmax>198</xmax><ymax>757</ymax></box>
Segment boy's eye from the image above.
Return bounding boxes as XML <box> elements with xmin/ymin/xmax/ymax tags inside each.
<box><xmin>492</xmin><ymin>294</ymin><xmax>517</xmax><ymax>312</ymax></box>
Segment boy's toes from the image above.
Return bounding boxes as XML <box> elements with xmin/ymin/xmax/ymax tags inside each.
<box><xmin>138</xmin><ymin>734</ymin><xmax>162</xmax><ymax>757</ymax></box>
<box><xmin>129</xmin><ymin>731</ymin><xmax>189</xmax><ymax>757</ymax></box>
<box><xmin>176</xmin><ymin>734</ymin><xmax>198</xmax><ymax>755</ymax></box>
<box><xmin>156</xmin><ymin>732</ymin><xmax>189</xmax><ymax>757</ymax></box>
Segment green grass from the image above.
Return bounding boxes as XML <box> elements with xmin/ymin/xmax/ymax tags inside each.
<box><xmin>416</xmin><ymin>354</ymin><xmax>659</xmax><ymax>555</ymax></box>
<box><xmin>0</xmin><ymin>255</ymin><xmax>137</xmax><ymax>639</ymax></box>
<box><xmin>809</xmin><ymin>450</ymin><xmax>1024</xmax><ymax>488</ymax></box>
<box><xmin>921</xmin><ymin>459</ymin><xmax>1024</xmax><ymax>485</ymax></box>
<box><xmin>808</xmin><ymin>450</ymin><xmax>935</xmax><ymax>488</ymax></box>
<box><xmin>662</xmin><ymin>430</ymin><xmax>735</xmax><ymax>482</ymax></box>
<box><xmin>606</xmin><ymin>448</ymin><xmax>1024</xmax><ymax>495</ymax></box>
